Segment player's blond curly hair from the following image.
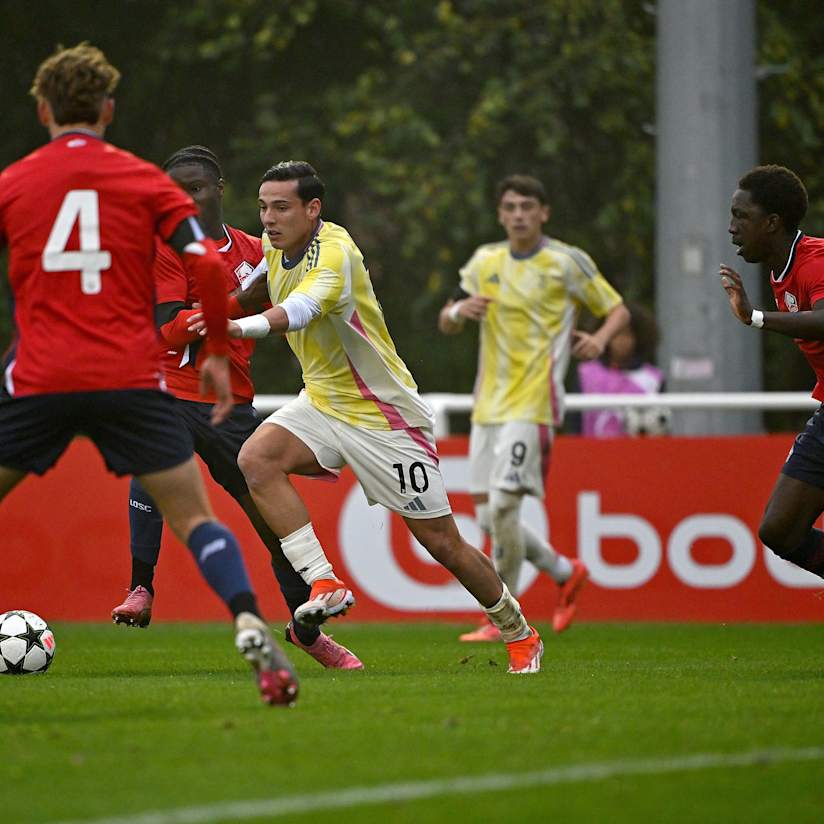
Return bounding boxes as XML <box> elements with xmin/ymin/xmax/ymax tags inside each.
<box><xmin>30</xmin><ymin>43</ymin><xmax>120</xmax><ymax>126</ymax></box>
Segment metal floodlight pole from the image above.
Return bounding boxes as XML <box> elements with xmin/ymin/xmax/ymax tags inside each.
<box><xmin>656</xmin><ymin>0</ymin><xmax>761</xmax><ymax>434</ymax></box>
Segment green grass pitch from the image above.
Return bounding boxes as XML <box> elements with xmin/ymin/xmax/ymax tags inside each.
<box><xmin>1</xmin><ymin>622</ymin><xmax>823</xmax><ymax>823</ymax></box>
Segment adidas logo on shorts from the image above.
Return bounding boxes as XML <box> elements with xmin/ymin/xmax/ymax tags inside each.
<box><xmin>403</xmin><ymin>496</ymin><xmax>427</xmax><ymax>513</ymax></box>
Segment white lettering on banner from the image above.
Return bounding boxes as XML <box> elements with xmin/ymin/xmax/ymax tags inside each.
<box><xmin>339</xmin><ymin>457</ymin><xmax>541</xmax><ymax>611</ymax></box>
<box><xmin>668</xmin><ymin>515</ymin><xmax>754</xmax><ymax>588</ymax></box>
<box><xmin>578</xmin><ymin>492</ymin><xmax>661</xmax><ymax>588</ymax></box>
<box><xmin>578</xmin><ymin>493</ymin><xmax>817</xmax><ymax>590</ymax></box>
<box><xmin>762</xmin><ymin>545</ymin><xmax>822</xmax><ymax>588</ymax></box>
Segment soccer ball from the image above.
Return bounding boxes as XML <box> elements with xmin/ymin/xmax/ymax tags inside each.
<box><xmin>0</xmin><ymin>610</ymin><xmax>56</xmax><ymax>674</ymax></box>
<box><xmin>623</xmin><ymin>405</ymin><xmax>672</xmax><ymax>437</ymax></box>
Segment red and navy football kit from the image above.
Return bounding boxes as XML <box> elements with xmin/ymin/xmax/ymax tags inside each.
<box><xmin>772</xmin><ymin>232</ymin><xmax>824</xmax><ymax>488</ymax></box>
<box><xmin>0</xmin><ymin>132</ymin><xmax>224</xmax><ymax>475</ymax></box>
<box><xmin>154</xmin><ymin>226</ymin><xmax>261</xmax><ymax>405</ymax></box>
<box><xmin>149</xmin><ymin>225</ymin><xmax>263</xmax><ymax>498</ymax></box>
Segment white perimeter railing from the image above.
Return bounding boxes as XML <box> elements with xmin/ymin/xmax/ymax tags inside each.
<box><xmin>253</xmin><ymin>392</ymin><xmax>819</xmax><ymax>438</ymax></box>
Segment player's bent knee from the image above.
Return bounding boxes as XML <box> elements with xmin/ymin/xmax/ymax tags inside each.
<box><xmin>758</xmin><ymin>518</ymin><xmax>800</xmax><ymax>559</ymax></box>
<box><xmin>488</xmin><ymin>488</ymin><xmax>521</xmax><ymax>521</ymax></box>
<box><xmin>237</xmin><ymin>442</ymin><xmax>275</xmax><ymax>490</ymax></box>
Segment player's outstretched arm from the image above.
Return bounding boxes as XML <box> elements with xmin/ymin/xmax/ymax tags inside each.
<box><xmin>720</xmin><ymin>263</ymin><xmax>824</xmax><ymax>339</ymax></box>
<box><xmin>188</xmin><ymin>292</ymin><xmax>321</xmax><ymax>340</ymax></box>
<box><xmin>229</xmin><ymin>275</ymin><xmax>271</xmax><ymax>317</ymax></box>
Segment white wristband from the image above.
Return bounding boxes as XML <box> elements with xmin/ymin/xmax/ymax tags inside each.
<box><xmin>448</xmin><ymin>302</ymin><xmax>464</xmax><ymax>323</ymax></box>
<box><xmin>750</xmin><ymin>309</ymin><xmax>765</xmax><ymax>328</ymax></box>
<box><xmin>234</xmin><ymin>314</ymin><xmax>271</xmax><ymax>338</ymax></box>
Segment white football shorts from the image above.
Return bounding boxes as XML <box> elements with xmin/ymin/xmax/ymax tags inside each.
<box><xmin>468</xmin><ymin>420</ymin><xmax>552</xmax><ymax>499</ymax></box>
<box><xmin>264</xmin><ymin>392</ymin><xmax>452</xmax><ymax>519</ymax></box>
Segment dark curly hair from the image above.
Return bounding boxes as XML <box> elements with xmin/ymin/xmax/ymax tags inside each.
<box><xmin>738</xmin><ymin>165</ymin><xmax>808</xmax><ymax>232</ymax></box>
<box><xmin>30</xmin><ymin>43</ymin><xmax>120</xmax><ymax>125</ymax></box>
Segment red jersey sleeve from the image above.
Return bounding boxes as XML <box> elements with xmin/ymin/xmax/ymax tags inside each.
<box><xmin>800</xmin><ymin>257</ymin><xmax>824</xmax><ymax>307</ymax></box>
<box><xmin>153</xmin><ymin>238</ymin><xmax>190</xmax><ymax>304</ymax></box>
<box><xmin>151</xmin><ymin>169</ymin><xmax>199</xmax><ymax>241</ymax></box>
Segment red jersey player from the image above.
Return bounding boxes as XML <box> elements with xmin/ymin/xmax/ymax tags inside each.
<box><xmin>720</xmin><ymin>164</ymin><xmax>824</xmax><ymax>583</ymax></box>
<box><xmin>0</xmin><ymin>44</ymin><xmax>297</xmax><ymax>704</ymax></box>
<box><xmin>112</xmin><ymin>145</ymin><xmax>362</xmax><ymax>670</ymax></box>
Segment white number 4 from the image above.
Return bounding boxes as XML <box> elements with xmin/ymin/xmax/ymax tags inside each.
<box><xmin>42</xmin><ymin>190</ymin><xmax>112</xmax><ymax>294</ymax></box>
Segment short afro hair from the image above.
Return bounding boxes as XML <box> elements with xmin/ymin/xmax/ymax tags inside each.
<box><xmin>162</xmin><ymin>145</ymin><xmax>223</xmax><ymax>183</ymax></box>
<box><xmin>738</xmin><ymin>165</ymin><xmax>808</xmax><ymax>231</ymax></box>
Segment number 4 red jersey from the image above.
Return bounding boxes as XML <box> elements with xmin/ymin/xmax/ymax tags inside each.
<box><xmin>0</xmin><ymin>132</ymin><xmax>197</xmax><ymax>397</ymax></box>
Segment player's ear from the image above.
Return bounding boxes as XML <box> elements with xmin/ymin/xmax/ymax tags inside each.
<box><xmin>36</xmin><ymin>98</ymin><xmax>52</xmax><ymax>128</ymax></box>
<box><xmin>306</xmin><ymin>198</ymin><xmax>322</xmax><ymax>220</ymax></box>
<box><xmin>217</xmin><ymin>178</ymin><xmax>225</xmax><ymax>197</ymax></box>
<box><xmin>542</xmin><ymin>204</ymin><xmax>551</xmax><ymax>223</ymax></box>
<box><xmin>100</xmin><ymin>96</ymin><xmax>115</xmax><ymax>127</ymax></box>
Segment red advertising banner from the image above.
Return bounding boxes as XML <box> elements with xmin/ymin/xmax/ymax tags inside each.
<box><xmin>2</xmin><ymin>435</ymin><xmax>822</xmax><ymax>622</ymax></box>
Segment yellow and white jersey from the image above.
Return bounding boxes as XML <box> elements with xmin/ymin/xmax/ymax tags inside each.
<box><xmin>459</xmin><ymin>236</ymin><xmax>622</xmax><ymax>426</ymax></box>
<box><xmin>264</xmin><ymin>221</ymin><xmax>433</xmax><ymax>430</ymax></box>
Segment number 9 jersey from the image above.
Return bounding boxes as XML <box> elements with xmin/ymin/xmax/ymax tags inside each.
<box><xmin>0</xmin><ymin>132</ymin><xmax>197</xmax><ymax>397</ymax></box>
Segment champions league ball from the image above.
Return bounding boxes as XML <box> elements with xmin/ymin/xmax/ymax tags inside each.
<box><xmin>623</xmin><ymin>405</ymin><xmax>672</xmax><ymax>437</ymax></box>
<box><xmin>0</xmin><ymin>610</ymin><xmax>56</xmax><ymax>674</ymax></box>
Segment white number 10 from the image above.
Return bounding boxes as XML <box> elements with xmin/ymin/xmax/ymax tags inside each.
<box><xmin>42</xmin><ymin>190</ymin><xmax>112</xmax><ymax>294</ymax></box>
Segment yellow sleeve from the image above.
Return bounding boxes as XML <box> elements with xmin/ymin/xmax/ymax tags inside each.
<box><xmin>291</xmin><ymin>242</ymin><xmax>347</xmax><ymax>316</ymax></box>
<box><xmin>565</xmin><ymin>248</ymin><xmax>623</xmax><ymax>318</ymax></box>
<box><xmin>458</xmin><ymin>248</ymin><xmax>483</xmax><ymax>295</ymax></box>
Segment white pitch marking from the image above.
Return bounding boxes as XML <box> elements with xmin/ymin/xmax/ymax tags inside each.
<box><xmin>49</xmin><ymin>746</ymin><xmax>824</xmax><ymax>824</ymax></box>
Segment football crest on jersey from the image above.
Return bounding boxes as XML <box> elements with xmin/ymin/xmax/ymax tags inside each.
<box><xmin>784</xmin><ymin>292</ymin><xmax>799</xmax><ymax>312</ymax></box>
<box><xmin>234</xmin><ymin>261</ymin><xmax>255</xmax><ymax>286</ymax></box>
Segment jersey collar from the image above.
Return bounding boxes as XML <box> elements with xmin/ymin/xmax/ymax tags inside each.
<box><xmin>215</xmin><ymin>225</ymin><xmax>232</xmax><ymax>253</ymax></box>
<box><xmin>282</xmin><ymin>220</ymin><xmax>323</xmax><ymax>270</ymax></box>
<box><xmin>509</xmin><ymin>235</ymin><xmax>548</xmax><ymax>260</ymax></box>
<box><xmin>52</xmin><ymin>129</ymin><xmax>103</xmax><ymax>141</ymax></box>
<box><xmin>771</xmin><ymin>229</ymin><xmax>803</xmax><ymax>283</ymax></box>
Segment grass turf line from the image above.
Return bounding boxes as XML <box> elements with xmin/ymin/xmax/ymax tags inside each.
<box><xmin>0</xmin><ymin>622</ymin><xmax>822</xmax><ymax>823</ymax></box>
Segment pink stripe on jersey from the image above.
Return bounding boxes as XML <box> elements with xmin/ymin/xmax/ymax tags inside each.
<box><xmin>349</xmin><ymin>310</ymin><xmax>369</xmax><ymax>340</ymax></box>
<box><xmin>346</xmin><ymin>355</ymin><xmax>440</xmax><ymax>465</ymax></box>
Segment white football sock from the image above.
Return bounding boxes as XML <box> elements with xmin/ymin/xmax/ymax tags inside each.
<box><xmin>484</xmin><ymin>583</ymin><xmax>530</xmax><ymax>642</ymax></box>
<box><xmin>280</xmin><ymin>522</ymin><xmax>334</xmax><ymax>585</ymax></box>
<box><xmin>523</xmin><ymin>523</ymin><xmax>573</xmax><ymax>583</ymax></box>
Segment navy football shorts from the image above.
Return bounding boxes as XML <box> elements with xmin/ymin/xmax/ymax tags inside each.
<box><xmin>0</xmin><ymin>389</ymin><xmax>194</xmax><ymax>477</ymax></box>
<box><xmin>174</xmin><ymin>399</ymin><xmax>260</xmax><ymax>500</ymax></box>
<box><xmin>781</xmin><ymin>405</ymin><xmax>824</xmax><ymax>490</ymax></box>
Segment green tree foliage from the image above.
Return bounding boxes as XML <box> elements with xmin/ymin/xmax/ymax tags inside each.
<box><xmin>0</xmin><ymin>0</ymin><xmax>822</xmax><ymax>412</ymax></box>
